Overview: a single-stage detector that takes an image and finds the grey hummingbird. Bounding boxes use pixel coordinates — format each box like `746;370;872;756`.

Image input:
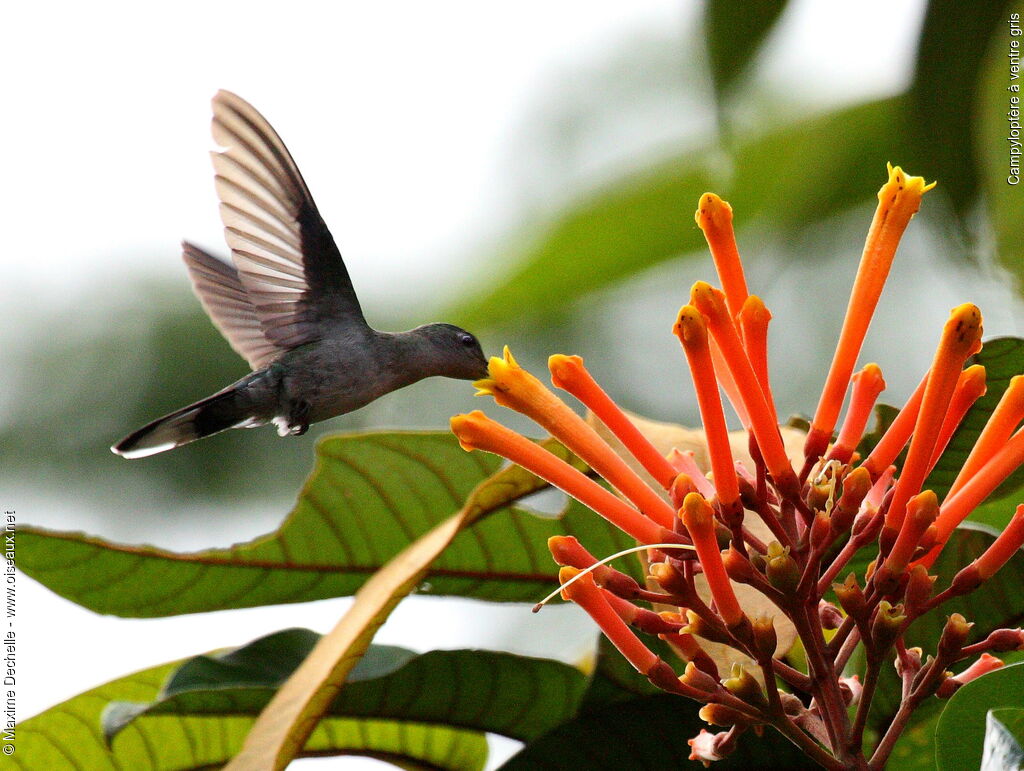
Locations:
112;90;488;459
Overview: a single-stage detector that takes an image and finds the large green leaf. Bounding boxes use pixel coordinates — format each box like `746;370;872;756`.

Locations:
11;651;487;771
451;97;908;329
908;0;1017;219
925;337;1024;526
16;431;638;616
935;662;1024;771
104;629;586;745
499;692;815;770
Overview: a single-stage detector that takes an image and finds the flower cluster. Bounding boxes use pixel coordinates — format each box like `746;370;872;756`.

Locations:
449;165;1024;769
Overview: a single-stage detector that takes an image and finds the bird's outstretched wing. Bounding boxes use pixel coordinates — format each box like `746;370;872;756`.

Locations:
210;90;365;352
181;241;282;369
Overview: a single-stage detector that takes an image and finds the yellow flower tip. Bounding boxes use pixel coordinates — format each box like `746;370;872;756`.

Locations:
548;354;585;390
739;294;771;323
501;345;519;368
681;491;713;528
946;303;984;350
472;378;497;397
694;192;733;229
878;163;936;209
449;410;490;451
673;305;707;344
689;281;728;318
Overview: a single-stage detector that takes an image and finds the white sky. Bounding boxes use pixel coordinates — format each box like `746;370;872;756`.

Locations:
4;1;933;768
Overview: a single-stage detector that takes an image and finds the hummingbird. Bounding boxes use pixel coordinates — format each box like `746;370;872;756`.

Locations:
112;91;488;459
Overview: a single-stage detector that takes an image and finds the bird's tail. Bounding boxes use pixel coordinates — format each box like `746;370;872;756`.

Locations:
111;386;258;459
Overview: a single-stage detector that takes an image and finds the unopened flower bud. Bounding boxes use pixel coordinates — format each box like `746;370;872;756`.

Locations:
986;628;1024;652
687;729;725;766
810;512;831;551
903;564;936;614
938;653;1005;697
871;601;906;650
938;613;973;660
670;473;700;509
947;563;982;597
723;664;767;709
819;601;844;630
722;545;756;584
699;702;753;728
752;615;778;660
681;660;721;694
833;467;871;534
839;675;862;706
765;541;800;594
683;609;733;646
895;647;922;679
649;561;690;599
834;573;867;619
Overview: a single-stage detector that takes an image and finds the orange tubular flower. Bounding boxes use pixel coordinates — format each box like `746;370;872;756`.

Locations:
451;411;671;545
689;282;796;496
549;354;677;490
559;567;661;675
695;193;749;319
877;491;938;586
674;305;741;511
829;364;886;465
807;165;936;462
737;295;777;424
680;492;745;627
885;303;984;534
974;505;1024;580
862;373;927;480
928;364;987;472
928;428;1024;560
474;348;676;528
946;375;1024;500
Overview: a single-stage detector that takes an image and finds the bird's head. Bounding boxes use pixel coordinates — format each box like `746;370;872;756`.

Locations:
416;323;489;380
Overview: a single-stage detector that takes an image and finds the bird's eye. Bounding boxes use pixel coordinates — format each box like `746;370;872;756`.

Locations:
459;333;476;347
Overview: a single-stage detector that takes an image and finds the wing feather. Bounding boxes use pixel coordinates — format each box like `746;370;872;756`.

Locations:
210;90;365;352
181;242;282;369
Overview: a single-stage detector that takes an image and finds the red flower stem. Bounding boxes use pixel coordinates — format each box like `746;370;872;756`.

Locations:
848;651;882;754
792;602;853;757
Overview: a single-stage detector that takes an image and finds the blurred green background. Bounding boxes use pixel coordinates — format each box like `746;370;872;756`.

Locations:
4;3;1024;765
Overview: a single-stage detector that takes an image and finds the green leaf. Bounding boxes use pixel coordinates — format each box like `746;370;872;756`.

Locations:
451;96;908;329
16;431;638;616
925;337;1024;527
935;662;1024;771
908;0;1017;219
704;0;788;104
984;708;1024;770
104;630;586;745
976;0;1024;293
11;653;488;771
499;693;816;770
